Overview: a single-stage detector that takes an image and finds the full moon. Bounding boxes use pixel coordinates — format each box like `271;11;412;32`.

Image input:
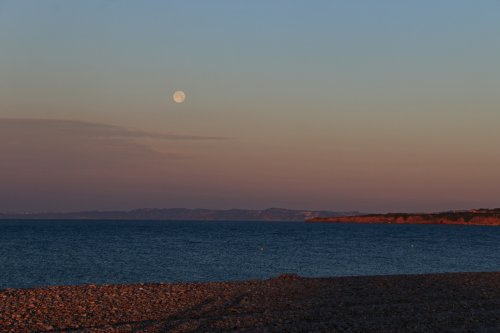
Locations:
173;90;186;103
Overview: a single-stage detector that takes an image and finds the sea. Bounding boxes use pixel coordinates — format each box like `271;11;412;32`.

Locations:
1;220;500;290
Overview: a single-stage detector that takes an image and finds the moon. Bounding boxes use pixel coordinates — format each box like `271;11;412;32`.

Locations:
173;90;186;103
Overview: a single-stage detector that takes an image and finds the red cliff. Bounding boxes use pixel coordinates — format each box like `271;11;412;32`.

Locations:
307;209;500;226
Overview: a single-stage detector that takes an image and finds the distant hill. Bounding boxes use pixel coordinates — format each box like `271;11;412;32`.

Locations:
0;208;360;221
307;208;500;226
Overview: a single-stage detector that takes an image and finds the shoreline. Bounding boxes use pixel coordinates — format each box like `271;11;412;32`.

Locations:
307;218;500;226
3;272;500;332
307;209;500;226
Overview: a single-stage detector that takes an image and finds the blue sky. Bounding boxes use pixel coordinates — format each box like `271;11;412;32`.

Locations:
1;1;500;212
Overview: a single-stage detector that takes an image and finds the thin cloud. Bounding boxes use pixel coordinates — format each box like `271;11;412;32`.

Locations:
0;117;230;182
0;118;227;141
0;117;233;211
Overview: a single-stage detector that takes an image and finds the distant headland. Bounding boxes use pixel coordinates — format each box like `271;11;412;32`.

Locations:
0;208;360;222
307;208;500;226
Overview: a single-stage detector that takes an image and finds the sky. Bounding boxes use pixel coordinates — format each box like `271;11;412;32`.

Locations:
1;0;500;213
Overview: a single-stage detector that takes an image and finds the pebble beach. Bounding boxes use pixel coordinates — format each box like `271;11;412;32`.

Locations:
2;272;500;332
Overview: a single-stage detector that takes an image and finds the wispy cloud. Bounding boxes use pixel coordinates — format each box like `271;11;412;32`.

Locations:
0;118;226;141
0;118;228;187
0;118;231;211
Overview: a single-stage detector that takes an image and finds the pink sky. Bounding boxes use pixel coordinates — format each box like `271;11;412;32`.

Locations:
1;118;499;213
1;1;500;212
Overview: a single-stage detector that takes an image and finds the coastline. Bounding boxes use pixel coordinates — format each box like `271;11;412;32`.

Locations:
307;209;500;226
2;272;500;332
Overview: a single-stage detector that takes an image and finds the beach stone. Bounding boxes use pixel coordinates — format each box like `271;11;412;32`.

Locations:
2;273;500;332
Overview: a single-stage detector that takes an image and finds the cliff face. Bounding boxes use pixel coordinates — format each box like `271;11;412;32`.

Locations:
307;209;500;226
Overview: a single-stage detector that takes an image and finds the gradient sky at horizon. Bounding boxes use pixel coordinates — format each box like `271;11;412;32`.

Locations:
1;0;500;213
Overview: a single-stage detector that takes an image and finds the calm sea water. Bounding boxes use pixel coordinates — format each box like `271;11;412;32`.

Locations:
1;220;500;289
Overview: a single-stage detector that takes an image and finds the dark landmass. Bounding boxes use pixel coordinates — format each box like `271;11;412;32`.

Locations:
307;208;500;226
0;208;359;222
3;272;500;332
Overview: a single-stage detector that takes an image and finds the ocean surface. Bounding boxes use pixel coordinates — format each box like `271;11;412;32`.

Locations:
1;220;500;290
